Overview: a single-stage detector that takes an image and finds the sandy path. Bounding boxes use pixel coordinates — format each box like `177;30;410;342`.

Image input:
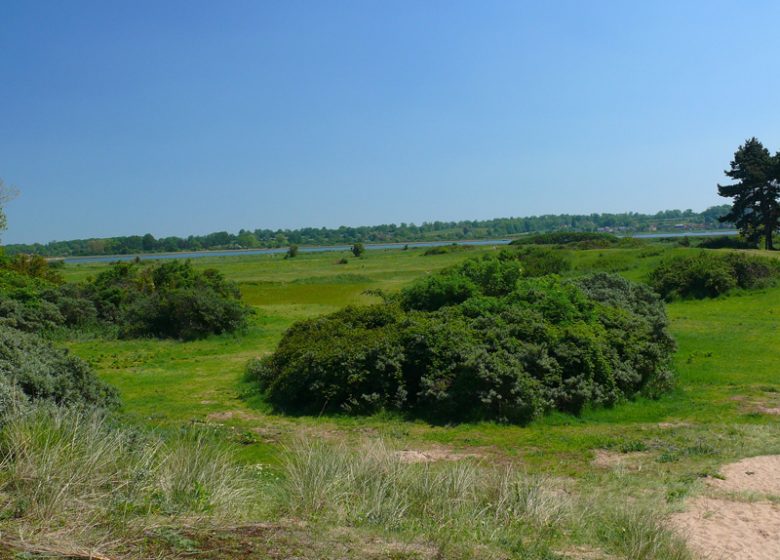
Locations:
671;455;780;560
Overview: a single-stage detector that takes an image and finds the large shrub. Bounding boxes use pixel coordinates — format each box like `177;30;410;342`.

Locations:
252;256;675;424
0;258;251;340
649;252;780;300
79;260;251;339
0;325;118;412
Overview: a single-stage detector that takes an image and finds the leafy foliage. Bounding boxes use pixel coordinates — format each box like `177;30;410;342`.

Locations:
649;252;780;300
0;258;251;340
252;255;675;424
717;138;780;250
351;242;365;257
0;325;118;412
514;246;572;277
84;260;251;339
696;235;757;249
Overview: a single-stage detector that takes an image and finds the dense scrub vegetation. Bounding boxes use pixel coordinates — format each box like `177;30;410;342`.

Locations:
7;206;731;257
0;325;118;412
80;260;251;339
649;252;780;300
696;235;758;249
510;231;647;249
251;252;675;423
0;257;251;340
0;256;117;412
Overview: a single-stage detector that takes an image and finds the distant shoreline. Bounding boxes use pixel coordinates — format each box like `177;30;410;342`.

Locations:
55;229;739;264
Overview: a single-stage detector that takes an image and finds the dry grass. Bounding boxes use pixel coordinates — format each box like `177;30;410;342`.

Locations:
0;405;257;556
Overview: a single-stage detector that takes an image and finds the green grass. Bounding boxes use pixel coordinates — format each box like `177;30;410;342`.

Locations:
43;242;780;558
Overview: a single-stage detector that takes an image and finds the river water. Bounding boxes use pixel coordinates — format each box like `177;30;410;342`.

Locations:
62;230;738;264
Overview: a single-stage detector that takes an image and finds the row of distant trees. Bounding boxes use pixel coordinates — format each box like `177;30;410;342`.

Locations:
7;207;732;257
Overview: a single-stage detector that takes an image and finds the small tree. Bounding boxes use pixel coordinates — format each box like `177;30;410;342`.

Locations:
718;138;780;250
351;242;365;257
0;178;19;243
286;244;299;258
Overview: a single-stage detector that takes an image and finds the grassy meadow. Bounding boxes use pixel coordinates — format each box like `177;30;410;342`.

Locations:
37;242;780;558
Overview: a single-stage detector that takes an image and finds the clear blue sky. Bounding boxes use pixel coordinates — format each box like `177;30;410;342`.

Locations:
2;1;780;244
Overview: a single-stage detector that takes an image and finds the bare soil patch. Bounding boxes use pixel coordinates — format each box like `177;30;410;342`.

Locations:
590;449;647;471
206;410;258;422
672;497;780;560
395;446;483;464
672;455;780;560
708;455;780;497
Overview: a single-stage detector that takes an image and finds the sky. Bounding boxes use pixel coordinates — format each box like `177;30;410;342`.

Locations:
2;1;780;244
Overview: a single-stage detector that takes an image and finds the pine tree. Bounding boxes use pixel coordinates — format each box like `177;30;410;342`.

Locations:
718;138;780;250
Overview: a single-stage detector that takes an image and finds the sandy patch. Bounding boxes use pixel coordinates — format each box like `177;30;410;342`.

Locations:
591;450;647;471
756;405;780;415
657;421;692;429
559;546;615;560
672;455;780;560
671;497;780;560
395;446;482;464
708;455;780;497
206;410;257;422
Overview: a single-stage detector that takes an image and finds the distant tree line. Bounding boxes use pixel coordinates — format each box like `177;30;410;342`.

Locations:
7;206;732;258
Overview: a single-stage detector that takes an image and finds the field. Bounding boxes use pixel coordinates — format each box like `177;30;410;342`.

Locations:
43;244;780;558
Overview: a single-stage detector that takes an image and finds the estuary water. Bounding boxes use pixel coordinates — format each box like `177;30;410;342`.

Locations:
62;230;738;264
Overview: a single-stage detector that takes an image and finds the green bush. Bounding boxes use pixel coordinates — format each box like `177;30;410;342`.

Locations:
254;255;675;424
514;246;572;277
0;259;251;340
83;260;251;340
649;252;780;300
422;244;475;256
697;236;757;249
351;242;365;257
0;325;118;411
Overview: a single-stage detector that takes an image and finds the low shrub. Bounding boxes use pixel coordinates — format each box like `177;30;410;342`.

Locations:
0;325;118;411
697;236;757;249
422;244;476;256
511;231;619;246
649;252;780;300
514;246;572;277
254;254;675;423
510;231;643;249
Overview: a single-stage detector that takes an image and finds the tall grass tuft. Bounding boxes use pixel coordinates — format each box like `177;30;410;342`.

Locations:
0;405;256;548
593;503;692;560
279;438;570;551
